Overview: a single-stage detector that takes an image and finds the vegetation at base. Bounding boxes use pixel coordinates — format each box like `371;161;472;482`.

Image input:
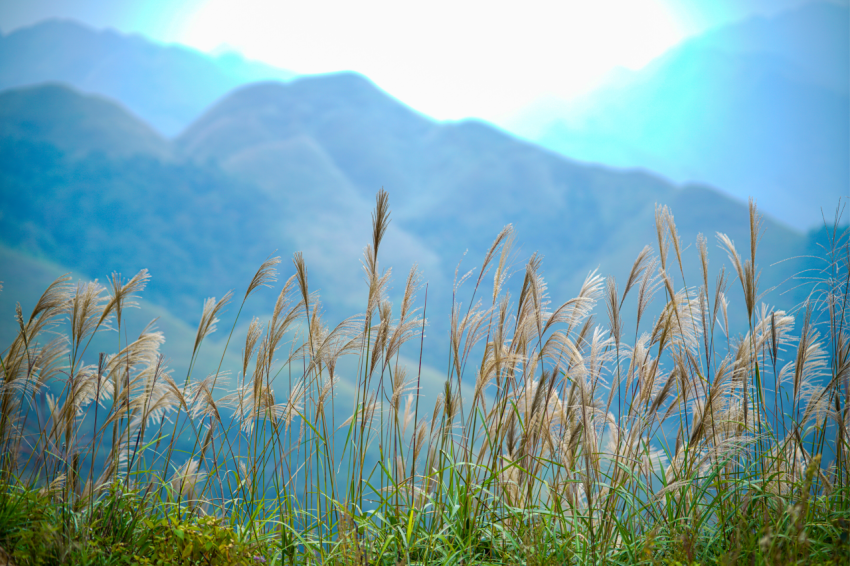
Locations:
0;192;848;565
0;484;259;565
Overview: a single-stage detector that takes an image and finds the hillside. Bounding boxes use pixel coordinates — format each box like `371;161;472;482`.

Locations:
0;84;170;158
178;73;808;309
0;244;244;383
0;19;296;136
0;79;823;374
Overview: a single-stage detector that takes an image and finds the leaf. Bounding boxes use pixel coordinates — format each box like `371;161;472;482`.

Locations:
406;507;416;543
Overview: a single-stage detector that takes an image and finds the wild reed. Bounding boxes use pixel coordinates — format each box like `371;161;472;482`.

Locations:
0;192;848;565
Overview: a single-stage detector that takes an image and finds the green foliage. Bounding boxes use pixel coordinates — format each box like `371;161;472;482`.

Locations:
134;515;253;566
0;486;59;565
0;484;261;566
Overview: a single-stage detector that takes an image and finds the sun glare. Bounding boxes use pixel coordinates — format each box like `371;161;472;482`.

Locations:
178;0;685;121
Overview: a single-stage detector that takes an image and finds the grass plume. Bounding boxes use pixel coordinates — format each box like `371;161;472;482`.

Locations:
0;194;848;565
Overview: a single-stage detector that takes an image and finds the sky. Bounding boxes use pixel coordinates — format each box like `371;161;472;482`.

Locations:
0;0;818;123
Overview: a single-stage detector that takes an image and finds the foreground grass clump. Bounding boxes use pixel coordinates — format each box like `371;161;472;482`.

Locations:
0;483;259;565
1;191;849;565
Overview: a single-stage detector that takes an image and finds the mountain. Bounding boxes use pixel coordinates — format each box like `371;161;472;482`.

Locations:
0;84;293;320
693;1;848;94
0;79;824;377
0;19;296;136
177;73;806;296
0;83;169;158
523;1;849;231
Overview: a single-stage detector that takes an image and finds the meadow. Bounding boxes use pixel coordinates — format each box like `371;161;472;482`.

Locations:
1;191;848;565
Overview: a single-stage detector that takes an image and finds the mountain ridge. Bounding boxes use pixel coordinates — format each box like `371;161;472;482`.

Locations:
0;83;170;158
0;18;296;136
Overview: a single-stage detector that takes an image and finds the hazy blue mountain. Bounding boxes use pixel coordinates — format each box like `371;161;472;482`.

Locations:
178;73;807;304
0;79;825;377
528;0;849;231
0;19;296;136
173;73;823;341
693;0;848;94
0;83;169;158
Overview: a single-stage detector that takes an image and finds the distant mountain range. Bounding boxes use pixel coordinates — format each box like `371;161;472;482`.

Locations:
1;7;844;379
0;19;296;136
2;5;846;232
520;0;849;230
0;78;823;364
175;74;807;298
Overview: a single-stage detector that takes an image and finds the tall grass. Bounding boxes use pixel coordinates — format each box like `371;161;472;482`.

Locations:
0;192;848;565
